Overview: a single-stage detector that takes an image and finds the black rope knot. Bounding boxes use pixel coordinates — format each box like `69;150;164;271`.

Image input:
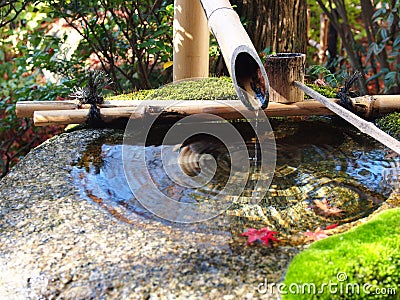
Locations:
336;71;361;110
71;70;112;128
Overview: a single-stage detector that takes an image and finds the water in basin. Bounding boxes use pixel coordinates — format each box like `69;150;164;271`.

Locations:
71;117;399;244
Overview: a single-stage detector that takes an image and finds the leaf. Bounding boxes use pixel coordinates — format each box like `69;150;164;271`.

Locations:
372;8;385;21
381;28;388;40
325;223;339;230
303;229;329;242
163;61;173;70
388;12;395;28
366;71;384;83
311;199;344;217
303;223;339;243
240;227;279;247
393;35;400;49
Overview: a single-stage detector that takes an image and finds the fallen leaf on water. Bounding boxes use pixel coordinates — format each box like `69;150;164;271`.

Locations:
240;227;279;247
325;223;339;230
303;223;339;243
303;228;329;242
312;199;344;217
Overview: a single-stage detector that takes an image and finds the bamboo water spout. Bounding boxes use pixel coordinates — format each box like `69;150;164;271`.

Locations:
199;0;270;110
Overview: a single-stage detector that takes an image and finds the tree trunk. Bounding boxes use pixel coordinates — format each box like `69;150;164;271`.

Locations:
213;0;308;75
231;0;308;54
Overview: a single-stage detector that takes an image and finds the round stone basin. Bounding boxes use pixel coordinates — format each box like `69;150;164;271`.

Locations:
71;118;399;244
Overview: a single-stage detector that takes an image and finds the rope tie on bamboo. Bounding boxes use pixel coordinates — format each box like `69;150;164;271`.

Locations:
336;71;376;119
337;72;361;109
71;70;111;128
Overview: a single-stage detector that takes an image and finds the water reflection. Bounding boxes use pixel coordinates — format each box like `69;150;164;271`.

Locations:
71;118;399;240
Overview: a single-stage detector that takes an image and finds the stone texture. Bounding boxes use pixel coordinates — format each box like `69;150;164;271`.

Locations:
0;129;297;299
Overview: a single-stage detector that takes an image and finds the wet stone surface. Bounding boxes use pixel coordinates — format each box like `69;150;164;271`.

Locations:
0;129;296;299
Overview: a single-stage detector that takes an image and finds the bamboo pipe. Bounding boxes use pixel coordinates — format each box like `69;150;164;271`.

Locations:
173;0;210;81
199;0;269;110
294;81;400;154
17;95;400;119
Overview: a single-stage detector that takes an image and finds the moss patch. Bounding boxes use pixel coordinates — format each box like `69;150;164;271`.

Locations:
282;208;400;299
107;77;238;101
376;112;400;140
305;84;337;99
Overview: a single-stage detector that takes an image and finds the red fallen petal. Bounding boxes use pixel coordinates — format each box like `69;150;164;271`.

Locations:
260;235;279;246
326;223;339;230
240;228;259;236
303;230;329;241
240;228;279;246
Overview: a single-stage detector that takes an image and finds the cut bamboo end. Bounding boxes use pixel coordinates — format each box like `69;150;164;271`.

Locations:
264;53;306;103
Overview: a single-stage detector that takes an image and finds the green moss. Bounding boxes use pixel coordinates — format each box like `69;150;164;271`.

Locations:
106;77;238;101
106;89;154;100
283;208;400;299
305;84;337;99
376;112;400;140
107;77;339;102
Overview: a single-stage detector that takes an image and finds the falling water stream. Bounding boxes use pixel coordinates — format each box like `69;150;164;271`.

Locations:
71;118;399;244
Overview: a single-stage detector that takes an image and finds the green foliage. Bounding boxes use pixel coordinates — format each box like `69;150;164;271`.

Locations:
0;3;82;177
307;65;342;88
0;0;30;28
376;112;400;140
366;1;400;93
45;0;174;92
283;208;400;299
313;0;400;94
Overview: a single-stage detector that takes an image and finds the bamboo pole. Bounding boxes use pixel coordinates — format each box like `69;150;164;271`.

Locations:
173;0;210;81
199;0;269;110
33;100;338;126
17;95;400;119
16;100;144;118
294;81;400;154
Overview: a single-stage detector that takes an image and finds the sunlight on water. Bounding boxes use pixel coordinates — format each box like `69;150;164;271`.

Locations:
71;118;399;238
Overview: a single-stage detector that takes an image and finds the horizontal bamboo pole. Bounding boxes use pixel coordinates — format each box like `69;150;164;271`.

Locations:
16;100;145;118
33;100;338;126
16;95;400;119
374;95;400;114
294;81;400;154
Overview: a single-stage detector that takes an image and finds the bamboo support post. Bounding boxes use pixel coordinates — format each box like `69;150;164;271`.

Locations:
294;81;400;154
264;53;306;103
173;0;210;81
